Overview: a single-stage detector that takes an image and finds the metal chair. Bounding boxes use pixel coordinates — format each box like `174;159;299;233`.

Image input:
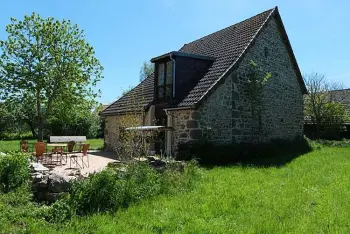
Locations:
20;140;29;152
69;143;90;169
62;141;75;162
81;144;90;168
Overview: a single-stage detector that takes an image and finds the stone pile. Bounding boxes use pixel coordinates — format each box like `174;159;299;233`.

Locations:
30;163;82;202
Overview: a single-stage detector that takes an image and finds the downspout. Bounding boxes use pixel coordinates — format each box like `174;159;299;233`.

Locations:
170;53;176;98
165;109;173;157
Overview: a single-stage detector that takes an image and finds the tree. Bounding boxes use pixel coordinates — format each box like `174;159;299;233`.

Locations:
245;60;271;142
139;61;154;82
0;13;103;141
304;72;349;138
0;100;33;138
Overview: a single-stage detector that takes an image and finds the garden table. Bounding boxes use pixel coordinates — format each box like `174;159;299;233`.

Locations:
47;143;68;165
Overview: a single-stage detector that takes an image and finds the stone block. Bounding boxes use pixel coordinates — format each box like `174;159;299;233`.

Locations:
179;133;188;138
191;111;201;120
232;129;242;135
232;71;239;83
232;91;239;101
190;129;203;139
187;120;198;129
232;119;236;127
232;101;236;109
232;110;240;118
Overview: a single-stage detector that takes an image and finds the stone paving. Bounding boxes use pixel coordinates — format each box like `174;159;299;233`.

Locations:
42;150;118;176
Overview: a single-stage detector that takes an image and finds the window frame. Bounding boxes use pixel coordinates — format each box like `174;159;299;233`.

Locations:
155;60;173;102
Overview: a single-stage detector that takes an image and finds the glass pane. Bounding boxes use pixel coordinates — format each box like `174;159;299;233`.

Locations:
158;63;165;85
158;87;165;99
166;61;173;84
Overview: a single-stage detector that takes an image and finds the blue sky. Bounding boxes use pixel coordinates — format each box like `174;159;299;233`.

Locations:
1;0;349;104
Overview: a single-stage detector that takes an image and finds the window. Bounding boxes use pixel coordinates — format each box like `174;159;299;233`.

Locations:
156;61;173;101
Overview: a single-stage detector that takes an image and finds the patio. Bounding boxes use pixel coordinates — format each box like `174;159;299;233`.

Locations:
39;150;118;176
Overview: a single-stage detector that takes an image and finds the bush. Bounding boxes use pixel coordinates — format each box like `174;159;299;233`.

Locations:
49;162;201;222
177;137;312;166
160;161;201;194
0;152;30;193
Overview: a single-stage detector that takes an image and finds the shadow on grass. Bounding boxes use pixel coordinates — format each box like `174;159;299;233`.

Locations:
177;138;313;168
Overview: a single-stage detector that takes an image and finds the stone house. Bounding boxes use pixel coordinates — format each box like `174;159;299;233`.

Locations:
100;7;307;156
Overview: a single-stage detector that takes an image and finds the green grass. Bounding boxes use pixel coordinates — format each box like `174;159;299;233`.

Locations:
2;146;350;233
0;138;104;152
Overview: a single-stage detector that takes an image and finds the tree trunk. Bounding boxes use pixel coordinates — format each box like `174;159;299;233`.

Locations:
36;89;44;142
315;120;321;139
37;117;44;142
27;121;37;138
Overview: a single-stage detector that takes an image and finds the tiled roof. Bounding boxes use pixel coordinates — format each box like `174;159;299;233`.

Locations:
101;6;306;115
177;8;276;106
101;74;154;116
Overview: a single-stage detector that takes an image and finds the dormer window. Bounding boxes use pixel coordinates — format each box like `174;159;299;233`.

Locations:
156;61;173;102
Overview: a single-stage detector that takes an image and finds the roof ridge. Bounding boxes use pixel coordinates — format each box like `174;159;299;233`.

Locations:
179;7;276;52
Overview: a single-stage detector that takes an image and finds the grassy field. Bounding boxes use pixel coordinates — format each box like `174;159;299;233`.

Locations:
2;145;350;233
0;138;104;152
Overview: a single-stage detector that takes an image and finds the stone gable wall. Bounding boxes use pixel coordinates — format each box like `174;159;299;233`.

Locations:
170;16;304;152
234;17;304;142
104;114;144;152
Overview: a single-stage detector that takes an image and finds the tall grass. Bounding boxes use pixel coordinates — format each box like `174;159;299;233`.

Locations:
49;147;350;233
4;146;350;233
47;161;201;222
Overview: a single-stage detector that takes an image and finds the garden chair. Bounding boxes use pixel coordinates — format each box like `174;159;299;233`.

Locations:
33;142;47;163
69;144;90;169
81;144;90;168
20;140;29;152
62;141;75;162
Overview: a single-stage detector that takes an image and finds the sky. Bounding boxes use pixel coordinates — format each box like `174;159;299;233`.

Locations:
1;0;350;104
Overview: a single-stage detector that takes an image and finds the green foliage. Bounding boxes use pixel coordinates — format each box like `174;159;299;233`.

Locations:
45;103;102;138
0;138;103;152
160;161;201;194
139;61;154;82
5;146;350;232
48;162;201;222
0;101;34;138
0;131;34;141
311;139;350;148
245;60;272;141
0;13;103;140
304;72;349;139
0;186;50;233
0;152;30;193
77;147;350;233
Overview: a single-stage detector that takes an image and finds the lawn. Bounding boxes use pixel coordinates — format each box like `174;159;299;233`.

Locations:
0;138;104;152
3;146;350;233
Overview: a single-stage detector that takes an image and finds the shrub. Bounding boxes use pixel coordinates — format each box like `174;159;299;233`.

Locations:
49;161;202;221
0;152;30;193
160;160;201;194
119;162;161;205
177;137;312;166
67;168;121;216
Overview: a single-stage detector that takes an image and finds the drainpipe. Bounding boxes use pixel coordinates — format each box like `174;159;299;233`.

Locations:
170;53;176;98
165;109;173;157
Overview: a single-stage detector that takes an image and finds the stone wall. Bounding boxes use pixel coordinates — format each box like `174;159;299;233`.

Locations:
169;71;235;152
104;114;143;151
233;16;304;142
170;15;304;152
